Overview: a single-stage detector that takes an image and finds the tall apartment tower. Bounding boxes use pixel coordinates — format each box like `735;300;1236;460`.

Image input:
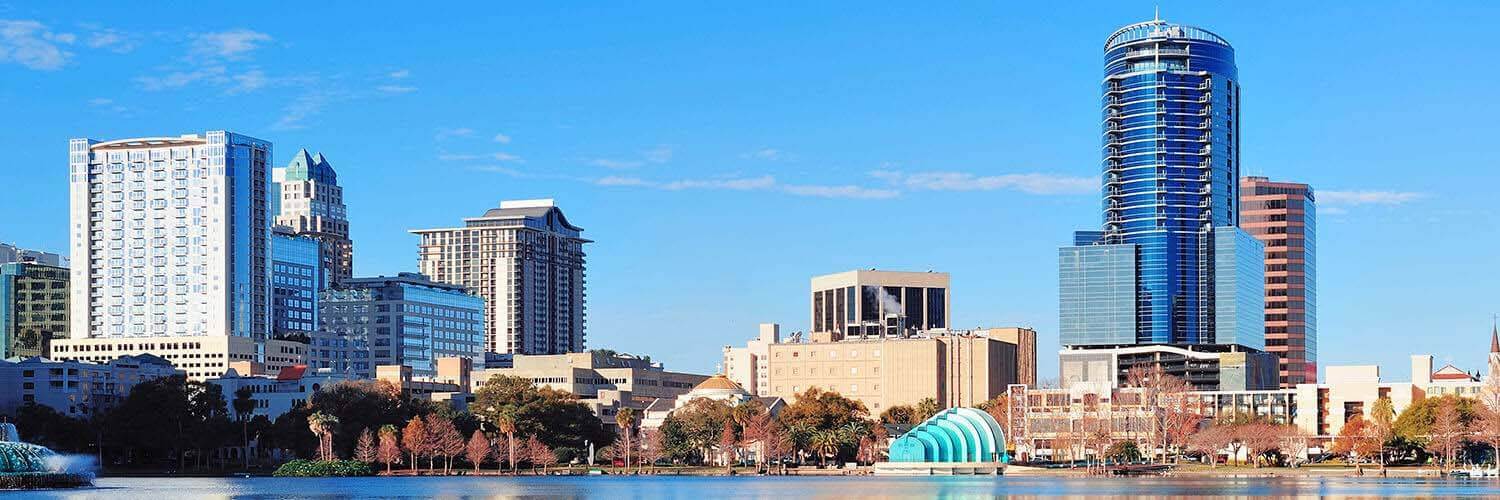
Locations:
56;132;278;379
271;149;352;284
1058;20;1274;391
1239;176;1316;386
411;199;589;355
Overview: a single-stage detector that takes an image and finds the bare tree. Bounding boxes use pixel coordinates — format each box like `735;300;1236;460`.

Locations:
377;425;402;474
1187;425;1231;467
354;428;378;463
465;430;491;472
1427;398;1465;473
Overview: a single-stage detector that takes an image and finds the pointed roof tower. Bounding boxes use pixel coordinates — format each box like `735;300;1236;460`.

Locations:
282;149;338;184
1490;322;1498;354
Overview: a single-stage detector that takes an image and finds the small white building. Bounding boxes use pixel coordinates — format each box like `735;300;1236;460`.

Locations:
0;355;180;417
206;364;357;420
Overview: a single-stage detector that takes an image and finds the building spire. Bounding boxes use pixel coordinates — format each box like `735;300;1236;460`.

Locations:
1491;315;1499;353
1154;5;1160;22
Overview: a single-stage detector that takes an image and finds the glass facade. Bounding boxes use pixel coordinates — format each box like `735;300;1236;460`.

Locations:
1063;20;1257;350
1059;244;1138;346
0;263;69;358
1240;177;1317;386
320;273;484;378
270;231;322;336
1212;227;1265;349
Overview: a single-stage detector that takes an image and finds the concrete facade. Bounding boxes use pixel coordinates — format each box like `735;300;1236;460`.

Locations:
0;354;180;417
412;199;589;355
809;269;950;342
1240;176;1317;387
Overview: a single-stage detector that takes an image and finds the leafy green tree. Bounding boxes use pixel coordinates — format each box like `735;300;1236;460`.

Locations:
1105;440;1142;463
879;405;916;425
470;375;612;456
232;387;256;468
660;398;733;464
913;398;941;422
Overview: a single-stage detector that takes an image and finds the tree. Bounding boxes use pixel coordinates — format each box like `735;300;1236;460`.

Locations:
465;430;492;472
778;387;871;464
401;417;429;472
719;419;739;471
614;408;636;473
661;398;734;464
913;398;941;422
232;386;256;468
524;436;554;474
426;413;465;474
1332;417;1380;469
638;428;665;472
494;408;519;473
879;405;917;425
355;428;378;463
809;429;841;466
1428;398;1466;473
1187;425;1231;467
1477;377;1500;466
377;425;402;474
308;380;421;459
308;412;340;461
1369;397;1397;470
1124;364;1193;462
472;375;613;461
1105;440;1141;463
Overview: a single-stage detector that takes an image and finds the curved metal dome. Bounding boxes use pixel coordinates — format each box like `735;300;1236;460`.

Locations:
887;407;1008;464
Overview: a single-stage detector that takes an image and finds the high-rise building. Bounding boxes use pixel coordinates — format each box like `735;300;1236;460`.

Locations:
320;272;485;378
411;199;589;355
270;226;323;340
1239;176;1317;386
0;262;69;359
56;132;277;379
1058;19;1272;390
809;269;950;342
272;149;352;284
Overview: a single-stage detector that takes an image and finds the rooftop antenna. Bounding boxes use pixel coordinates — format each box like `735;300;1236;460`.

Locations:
1154;5;1161;22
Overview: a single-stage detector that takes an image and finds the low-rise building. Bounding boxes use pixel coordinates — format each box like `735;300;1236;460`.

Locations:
0;355;179;417
1059;343;1280;392
206;364;357;419
50;335;306;381
641;374;784;430
753;327;1032;412
470;351;708;429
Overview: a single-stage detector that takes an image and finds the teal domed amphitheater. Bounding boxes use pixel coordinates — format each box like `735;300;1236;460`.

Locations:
876;408;1008;475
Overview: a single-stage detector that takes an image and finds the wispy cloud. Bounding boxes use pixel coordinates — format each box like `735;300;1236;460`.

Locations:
491;152;523;162
192;29;271;59
0;19;74;70
1319;190;1423;206
271;90;335;131
82;25;137;53
587;174;895;199
871;170;1097;195
742;148;783;161
388;69;410;79
438;151;523;162
436;127;476;140
376;84;417;94
783;184;900;199
589;145;674;169
136;65;228;90
493;133;512;144
87;97;113;106
229;69;268;94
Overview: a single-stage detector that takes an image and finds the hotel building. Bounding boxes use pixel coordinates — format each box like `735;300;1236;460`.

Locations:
1239;176;1317;386
412;199;589;355
56;132;281;379
1058;19;1274;391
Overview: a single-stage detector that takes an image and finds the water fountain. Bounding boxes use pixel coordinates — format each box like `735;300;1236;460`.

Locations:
0;422;93;489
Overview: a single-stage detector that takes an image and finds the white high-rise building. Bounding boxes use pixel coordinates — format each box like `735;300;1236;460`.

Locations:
52;132;291;379
411;199;588;355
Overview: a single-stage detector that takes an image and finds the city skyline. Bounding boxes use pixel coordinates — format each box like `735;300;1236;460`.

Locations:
3;3;1497;379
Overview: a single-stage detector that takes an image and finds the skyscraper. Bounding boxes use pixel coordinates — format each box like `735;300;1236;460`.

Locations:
1239;176;1317;386
55;132;288;379
411;199;588;355
272;149;352;284
1058;19;1273;391
270;226;323;339
320;273;485;378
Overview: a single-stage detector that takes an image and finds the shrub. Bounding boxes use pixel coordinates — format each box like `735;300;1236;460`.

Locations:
272;459;376;477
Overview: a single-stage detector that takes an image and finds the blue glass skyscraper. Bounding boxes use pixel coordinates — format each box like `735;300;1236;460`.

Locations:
1061;19;1263;351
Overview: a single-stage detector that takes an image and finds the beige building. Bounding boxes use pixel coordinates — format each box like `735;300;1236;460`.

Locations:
469;351;708;428
739;326;1032;413
722;323;780;396
982;327;1037;388
411;199;589;355
50;335;305;380
809;269;950;342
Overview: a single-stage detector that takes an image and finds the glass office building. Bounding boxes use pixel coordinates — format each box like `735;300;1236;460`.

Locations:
270;228;323;338
0;262;69;358
1061;19;1264;352
320;273;484;378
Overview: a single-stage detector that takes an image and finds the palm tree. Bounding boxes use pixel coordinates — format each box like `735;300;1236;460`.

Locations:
231;387;256;469
614;408;636;473
308;412;340;461
495;408;518;473
810;430;841;467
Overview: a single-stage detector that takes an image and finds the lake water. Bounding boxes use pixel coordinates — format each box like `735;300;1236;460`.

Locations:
9;475;1500;498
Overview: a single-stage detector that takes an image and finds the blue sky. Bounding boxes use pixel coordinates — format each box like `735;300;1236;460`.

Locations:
2;2;1497;381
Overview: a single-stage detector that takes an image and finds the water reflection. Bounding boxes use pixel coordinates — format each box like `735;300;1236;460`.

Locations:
20;475;1500;499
